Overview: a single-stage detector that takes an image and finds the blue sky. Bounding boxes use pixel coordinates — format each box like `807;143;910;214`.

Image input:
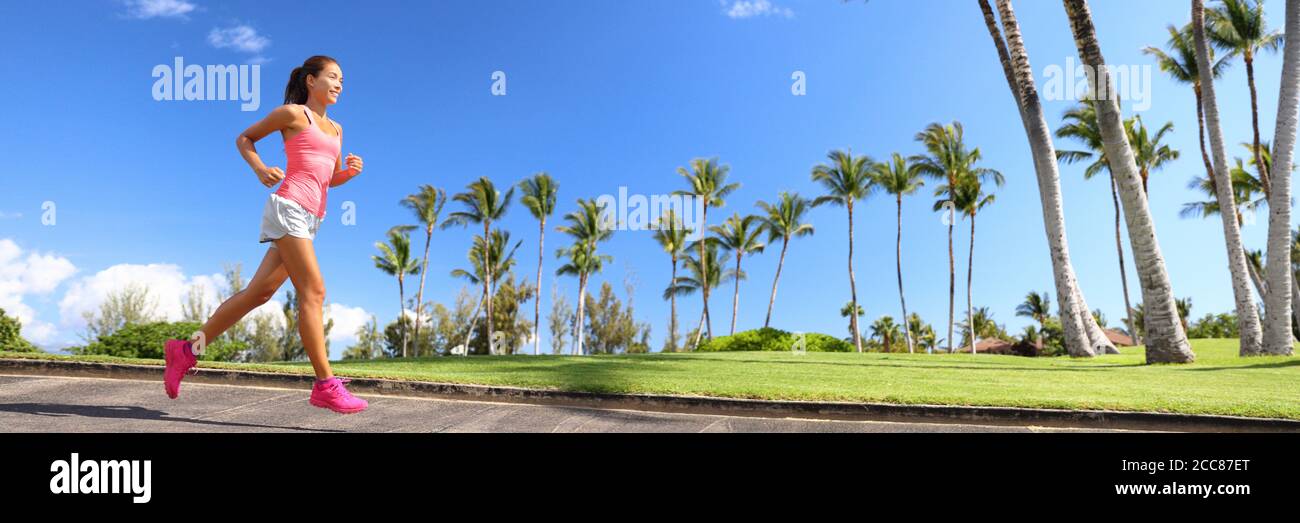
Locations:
0;0;1292;357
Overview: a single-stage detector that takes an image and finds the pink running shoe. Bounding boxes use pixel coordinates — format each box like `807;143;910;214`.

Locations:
309;377;369;414
163;339;198;399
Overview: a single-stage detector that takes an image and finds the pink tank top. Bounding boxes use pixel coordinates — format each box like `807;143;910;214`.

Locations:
274;105;341;218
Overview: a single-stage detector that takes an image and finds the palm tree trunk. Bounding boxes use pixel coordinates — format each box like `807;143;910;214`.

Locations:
576;273;587;355
1246;50;1273;196
669;256;679;351
1263;0;1300;355
483;222;494;357
534;219;545;355
730;253;742;335
413;228;432;358
462;289;486;355
700;204;712;341
1192;0;1265;356
691;308;706;350
848;199;863;353
764;239;788;329
1195;85;1216;186
947;205;955;354
398;277;407;358
1111;174;1138;346
967;212;976;354
896;197;914;353
1066;0;1194;363
985;0;1095;357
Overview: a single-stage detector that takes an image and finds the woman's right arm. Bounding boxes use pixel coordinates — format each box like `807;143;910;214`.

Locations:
236;105;297;188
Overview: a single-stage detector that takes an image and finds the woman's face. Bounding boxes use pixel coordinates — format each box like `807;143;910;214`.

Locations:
307;62;343;106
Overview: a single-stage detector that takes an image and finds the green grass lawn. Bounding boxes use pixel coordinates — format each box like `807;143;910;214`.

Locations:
4;339;1298;419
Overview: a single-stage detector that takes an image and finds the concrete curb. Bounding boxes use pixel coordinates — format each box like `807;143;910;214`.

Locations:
2;357;1297;432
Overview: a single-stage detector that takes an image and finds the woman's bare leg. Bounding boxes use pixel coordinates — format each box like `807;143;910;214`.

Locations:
273;236;332;380
193;246;288;349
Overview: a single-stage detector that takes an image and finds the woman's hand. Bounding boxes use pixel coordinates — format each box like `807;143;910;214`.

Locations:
345;153;364;175
256;166;285;188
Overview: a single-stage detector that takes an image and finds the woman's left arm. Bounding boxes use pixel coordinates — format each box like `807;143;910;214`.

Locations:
330;153;363;187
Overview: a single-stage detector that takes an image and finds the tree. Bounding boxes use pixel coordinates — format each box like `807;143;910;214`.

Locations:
979;0;1114;357
548;283;574;355
755;192;814;331
555;199;613;355
1209;0;1284;196
443;177;514;358
1259;0;1300;355
450;230;522;354
652;210;690;352
949;175;1001;353
1055;101;1140;346
1143;23;1230;197
1193;0;1267;355
1063;0;1195;363
1016;291;1052;333
870;315;902;353
400;184;446;358
584;281;651;354
811;149;874;352
519;173;558;355
673;158;740;342
1126;116;1180;195
372;226;421;358
81;283;158;342
665;239;730;351
872;154;922;353
711;213;765;335
840;301;866;341
0;307;38;352
913;122;1000;353
343;315;382;360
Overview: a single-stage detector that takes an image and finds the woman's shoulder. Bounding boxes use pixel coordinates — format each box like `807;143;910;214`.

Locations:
267;104;306;122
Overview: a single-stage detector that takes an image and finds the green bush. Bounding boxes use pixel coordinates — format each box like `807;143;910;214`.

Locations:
0;307;39;352
73;321;241;361
695;327;853;353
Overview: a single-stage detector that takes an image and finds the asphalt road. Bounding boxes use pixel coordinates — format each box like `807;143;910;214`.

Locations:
0;374;1130;433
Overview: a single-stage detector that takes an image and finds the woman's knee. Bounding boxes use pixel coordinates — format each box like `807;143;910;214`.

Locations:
298;282;326;308
246;286;278;305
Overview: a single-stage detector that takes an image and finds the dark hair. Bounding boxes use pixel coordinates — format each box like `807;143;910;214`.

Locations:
283;55;338;105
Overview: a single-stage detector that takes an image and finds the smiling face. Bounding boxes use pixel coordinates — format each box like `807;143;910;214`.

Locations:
306;62;343;106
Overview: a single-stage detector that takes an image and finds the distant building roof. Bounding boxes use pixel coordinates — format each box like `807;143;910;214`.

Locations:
1104;329;1135;347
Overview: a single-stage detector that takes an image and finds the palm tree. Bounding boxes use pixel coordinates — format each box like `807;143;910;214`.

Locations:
1064;0;1195;363
960;306;1002;349
872;154;923;353
673;158;740;342
1261;0;1300;355
870;316;902;353
1126;116;1180;195
443;177;514;358
519;173;558;355
912;122;1001;353
555;198;613;355
400;185;446;358
755;192;814;330
1055;101;1140;346
450;230;522;354
1175;297;1193;334
1016;291;1052;333
906;312;938;354
949;176;1000;354
1209;0;1284;195
1193;0;1266;355
1144;23;1230;197
372;226;421;358
811;149;874;352
1180;157;1267;223
665;239;729;350
653;210;690;352
712;213;765;335
979;0;1111;357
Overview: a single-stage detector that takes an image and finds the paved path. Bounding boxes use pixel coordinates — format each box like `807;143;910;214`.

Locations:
0;374;1132;433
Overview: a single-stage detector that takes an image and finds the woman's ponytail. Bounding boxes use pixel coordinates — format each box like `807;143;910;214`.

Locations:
282;56;338;105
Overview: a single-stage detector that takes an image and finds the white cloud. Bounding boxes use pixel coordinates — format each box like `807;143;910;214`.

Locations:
0;239;77;344
57;263;225;330
723;0;793;19
326;303;370;347
208;24;270;54
122;0;197;20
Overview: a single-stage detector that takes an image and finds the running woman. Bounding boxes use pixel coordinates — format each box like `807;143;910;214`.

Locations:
163;55;368;414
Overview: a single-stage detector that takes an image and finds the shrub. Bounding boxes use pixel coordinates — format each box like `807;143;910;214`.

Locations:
73;321;242;361
695;327;853;353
